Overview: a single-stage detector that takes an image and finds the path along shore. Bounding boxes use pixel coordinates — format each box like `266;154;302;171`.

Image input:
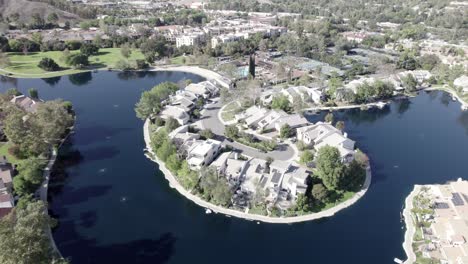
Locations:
402;185;420;264
143;119;372;224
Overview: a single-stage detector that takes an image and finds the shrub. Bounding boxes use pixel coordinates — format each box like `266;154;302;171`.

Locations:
38;58;59;71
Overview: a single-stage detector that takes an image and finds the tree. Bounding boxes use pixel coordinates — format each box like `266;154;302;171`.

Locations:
280;124;292;139
325;112;334;123
65;53;89;68
397;52;418;70
293;193;311;212
271;94;291;112
156;140;176;162
341;160;366;192
120;43;132;59
38;58;59;71
0;201;59;264
13;158;45;196
315;146;345;190
28;88;39;99
211;177;233;206
418;54;440;71
248;54;255;78
335;121;345;131
311;183;328;202
0;52;10;67
224;125;239;139
166;153;181;172
114;59;132;71
177;161;199;190
401;74;418;92
135;82;179;120
164;117;180;132
300;150;314;165
199;129;214;139
36;100;74;144
80;43;99;56
47;13;59;24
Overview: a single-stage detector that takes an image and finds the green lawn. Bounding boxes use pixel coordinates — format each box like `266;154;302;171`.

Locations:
220;101;241;122
1;48;145;78
0;142;25;166
170;56;186;65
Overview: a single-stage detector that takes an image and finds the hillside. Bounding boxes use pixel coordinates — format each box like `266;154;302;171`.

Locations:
0;0;81;24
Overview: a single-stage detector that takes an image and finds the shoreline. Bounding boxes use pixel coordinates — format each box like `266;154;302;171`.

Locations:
426;86;468;110
39;128;74;259
143;118;372;224
402;185;419;264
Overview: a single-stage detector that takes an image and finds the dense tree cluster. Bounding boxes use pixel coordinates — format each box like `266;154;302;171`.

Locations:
135;82;179;120
0;201;69;264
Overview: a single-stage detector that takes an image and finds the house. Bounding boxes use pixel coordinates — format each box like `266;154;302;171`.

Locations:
282;165;309;198
10;95;43;113
268;114;309;132
344;77;376;93
184;81;219;99
240;158;267;194
210;151;248;184
297;122;355;162
454;75;468;93
235;105;270;127
160;105;190;125
187;139;222;170
176;32;205;48
168;125;200;147
255;110;288;131
170;90;199;113
398;70;432;84
0;192;14;211
281;86;324;104
210;151;233;173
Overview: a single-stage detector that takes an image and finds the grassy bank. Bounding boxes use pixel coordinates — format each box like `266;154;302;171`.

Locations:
0;48;145;78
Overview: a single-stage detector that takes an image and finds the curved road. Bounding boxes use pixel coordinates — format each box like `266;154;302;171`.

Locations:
200;98;295;161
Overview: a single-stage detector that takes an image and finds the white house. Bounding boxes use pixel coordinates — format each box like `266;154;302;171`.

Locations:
282;165;309;198
176;32;205;48
160;105;190;125
187;139;222;170
398;70;432;84
268;114;309;132
240;158;267;194
281;86;324;104
184;81;219;99
297;122;355;162
454;75;468;93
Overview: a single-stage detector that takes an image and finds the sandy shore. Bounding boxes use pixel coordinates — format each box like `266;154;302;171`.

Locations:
143;119;372;224
402;185;419;264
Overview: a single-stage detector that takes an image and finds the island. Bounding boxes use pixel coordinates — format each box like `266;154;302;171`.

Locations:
137;73;372;223
402;179;468;264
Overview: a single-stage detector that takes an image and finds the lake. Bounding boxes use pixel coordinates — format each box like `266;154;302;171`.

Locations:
1;71;467;264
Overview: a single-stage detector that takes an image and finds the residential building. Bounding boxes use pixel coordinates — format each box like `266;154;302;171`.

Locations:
282;165;309;198
187;139;222;170
454;75;468;93
176;32;205;48
184;81;219;99
281;85;324;104
168;125;200;147
160;105;190;125
10;95;43;113
297;122;355;162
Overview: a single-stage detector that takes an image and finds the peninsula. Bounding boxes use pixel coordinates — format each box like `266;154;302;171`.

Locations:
137;74;371;222
402;179;468;264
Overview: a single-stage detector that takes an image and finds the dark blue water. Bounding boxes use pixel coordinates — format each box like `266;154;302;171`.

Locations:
1;72;467;264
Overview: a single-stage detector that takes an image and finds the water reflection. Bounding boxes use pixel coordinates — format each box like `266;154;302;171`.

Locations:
69;72;93;86
42;76;62;86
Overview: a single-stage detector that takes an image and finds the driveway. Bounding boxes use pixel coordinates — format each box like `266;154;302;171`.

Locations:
200;98;295;161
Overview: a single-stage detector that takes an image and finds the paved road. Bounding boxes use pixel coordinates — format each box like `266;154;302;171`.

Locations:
200;98;295;161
